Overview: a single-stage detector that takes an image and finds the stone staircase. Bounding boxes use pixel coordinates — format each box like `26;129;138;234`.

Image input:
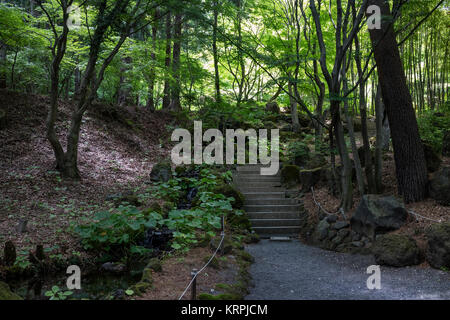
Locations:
233;164;302;238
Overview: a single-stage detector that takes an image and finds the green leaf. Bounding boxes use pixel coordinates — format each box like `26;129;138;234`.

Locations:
125;289;134;296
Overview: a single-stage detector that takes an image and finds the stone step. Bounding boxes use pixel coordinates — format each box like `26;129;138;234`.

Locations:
244;204;301;213
242;192;286;200
247;211;300;219
250;219;302;227
245;198;297;205
236;166;279;174
233;177;281;183
252;226;301;235
236;181;282;188
238;187;286;192
233;173;281;179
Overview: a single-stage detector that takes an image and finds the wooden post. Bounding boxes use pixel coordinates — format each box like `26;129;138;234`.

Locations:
191;268;198;300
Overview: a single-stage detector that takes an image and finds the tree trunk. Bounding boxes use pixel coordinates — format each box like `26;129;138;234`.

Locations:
146;9;158;111
162;13;172;110
288;80;300;132
169;12;182;111
374;85;383;193
212;0;221;103
368;0;428;203
355;34;376;193
0;44;7;89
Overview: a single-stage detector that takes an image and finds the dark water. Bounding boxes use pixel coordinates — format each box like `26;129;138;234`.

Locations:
9;263;145;300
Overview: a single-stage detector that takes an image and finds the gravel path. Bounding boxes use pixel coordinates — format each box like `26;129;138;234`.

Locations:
245;240;450;300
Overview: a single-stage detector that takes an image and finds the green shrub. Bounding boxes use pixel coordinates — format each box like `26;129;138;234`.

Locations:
418;111;450;153
75;205;162;256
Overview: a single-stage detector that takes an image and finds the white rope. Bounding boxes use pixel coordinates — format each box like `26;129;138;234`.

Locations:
311;187;345;219
409;210;443;223
178;217;225;300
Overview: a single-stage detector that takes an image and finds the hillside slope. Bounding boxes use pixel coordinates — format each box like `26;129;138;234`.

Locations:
0;89;174;253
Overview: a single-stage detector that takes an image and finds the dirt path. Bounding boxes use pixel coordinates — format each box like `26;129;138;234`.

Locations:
245;240;450;300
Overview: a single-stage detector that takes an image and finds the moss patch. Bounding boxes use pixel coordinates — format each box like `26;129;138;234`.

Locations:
0;281;22;300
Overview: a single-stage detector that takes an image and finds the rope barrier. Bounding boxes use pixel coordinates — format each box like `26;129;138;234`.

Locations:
408;210;443;223
311;187;346;220
178;215;225;300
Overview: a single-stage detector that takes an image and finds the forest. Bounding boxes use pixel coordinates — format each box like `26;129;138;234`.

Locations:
0;0;449;302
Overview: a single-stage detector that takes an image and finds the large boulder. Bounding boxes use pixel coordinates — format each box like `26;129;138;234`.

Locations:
426;222;450;269
371;234;422;267
299;154;328;191
442;130;450;157
423;142;441;173
350;195;408;239
429;167;450;206
280;165;301;188
0;282;22;300
314;219;330;242
265;101;280;114
150;161;172;182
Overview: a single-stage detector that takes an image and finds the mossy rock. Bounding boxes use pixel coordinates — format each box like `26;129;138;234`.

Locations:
150;160;172;182
300;167;324;191
130;281;152;296
228;212;252;231
372;234;422;267
141;268;153;284
0;281;22;300
281;165;301;188
146;258;162;272
426;222;450;269
213;183;244;209
243;232;260;244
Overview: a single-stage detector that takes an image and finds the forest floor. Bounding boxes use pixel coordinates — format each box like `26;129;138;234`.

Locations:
0;89;173;257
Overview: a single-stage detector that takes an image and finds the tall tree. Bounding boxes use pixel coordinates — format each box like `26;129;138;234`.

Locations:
162;12;172;109
367;0;428;202
212;0;221;103
169;11;183;111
